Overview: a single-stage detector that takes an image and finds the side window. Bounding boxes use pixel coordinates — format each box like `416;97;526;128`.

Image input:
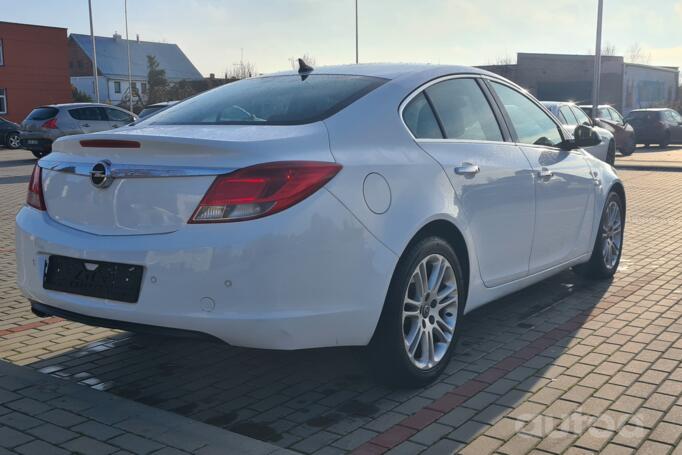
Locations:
69;107;105;121
402;93;443;139
598;107;612;120
105;108;133;123
609;108;624;124
571;106;591;126
559;106;578;125
490;82;563;147
670;110;682;123
425;78;503;142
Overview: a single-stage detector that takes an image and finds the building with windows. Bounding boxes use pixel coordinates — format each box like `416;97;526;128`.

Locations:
0;22;72;123
69;33;203;106
480;53;679;115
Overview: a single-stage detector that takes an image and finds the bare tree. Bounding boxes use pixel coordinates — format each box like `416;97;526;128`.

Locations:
226;61;257;80
626;43;651;64
493;54;515;65
289;54;317;70
602;42;617;56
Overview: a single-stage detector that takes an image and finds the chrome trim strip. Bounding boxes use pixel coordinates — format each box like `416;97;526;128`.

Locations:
39;160;234;178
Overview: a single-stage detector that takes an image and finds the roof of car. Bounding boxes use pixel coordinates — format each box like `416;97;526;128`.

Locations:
628;108;669;112
38;103;130;110
266;63;498;80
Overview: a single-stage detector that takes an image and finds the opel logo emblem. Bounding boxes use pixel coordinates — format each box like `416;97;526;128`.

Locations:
90;160;113;188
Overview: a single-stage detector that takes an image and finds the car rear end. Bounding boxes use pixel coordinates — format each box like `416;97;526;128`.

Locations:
20;106;73;156
15;73;397;350
626;111;666;144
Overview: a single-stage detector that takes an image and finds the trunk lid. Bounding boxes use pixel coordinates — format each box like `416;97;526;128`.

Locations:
40;123;333;236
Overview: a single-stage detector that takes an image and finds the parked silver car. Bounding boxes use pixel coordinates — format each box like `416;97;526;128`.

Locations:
542;102;616;165
20;103;137;158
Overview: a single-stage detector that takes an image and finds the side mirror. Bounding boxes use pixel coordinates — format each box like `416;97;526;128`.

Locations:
572;124;601;148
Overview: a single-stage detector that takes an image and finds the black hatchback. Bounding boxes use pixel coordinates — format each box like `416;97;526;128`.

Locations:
625;108;682;147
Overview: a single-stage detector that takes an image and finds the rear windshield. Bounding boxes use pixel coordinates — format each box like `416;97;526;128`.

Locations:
139;107;164;118
26;107;58;121
626;111;660;121
150;75;387;125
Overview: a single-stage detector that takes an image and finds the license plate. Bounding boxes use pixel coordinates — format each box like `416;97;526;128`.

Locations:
27;140;38;144
43;255;143;303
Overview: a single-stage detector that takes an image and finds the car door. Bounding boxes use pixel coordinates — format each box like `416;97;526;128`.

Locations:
666;110;682;142
405;77;536;287
487;80;596;274
104;107;135;129
68;107;110;133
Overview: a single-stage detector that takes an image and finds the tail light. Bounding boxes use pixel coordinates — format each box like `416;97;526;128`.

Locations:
42;118;58;129
189;161;342;223
27;165;46;211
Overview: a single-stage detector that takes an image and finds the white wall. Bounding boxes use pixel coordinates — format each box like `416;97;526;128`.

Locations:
70;76;148;105
622;65;679;114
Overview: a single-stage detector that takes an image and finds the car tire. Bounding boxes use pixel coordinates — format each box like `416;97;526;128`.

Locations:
574;191;625;279
366;236;465;387
606;140;616;165
620;137;635;156
659;132;671;148
31;150;48;159
6;132;21;150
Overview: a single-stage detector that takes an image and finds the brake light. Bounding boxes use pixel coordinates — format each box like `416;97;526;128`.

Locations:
189;161;342;223
42;118;58;129
27;165;46;211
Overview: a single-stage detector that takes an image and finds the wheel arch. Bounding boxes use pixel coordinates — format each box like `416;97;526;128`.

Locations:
609;181;626;216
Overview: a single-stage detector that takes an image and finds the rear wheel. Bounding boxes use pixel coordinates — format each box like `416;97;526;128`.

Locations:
574;191;624;279
31;150;48;159
6;132;21;149
620;137;635;156
659;132;671;148
366;237;464;387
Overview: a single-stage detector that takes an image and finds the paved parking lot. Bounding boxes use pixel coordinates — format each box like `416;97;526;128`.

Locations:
1;147;682;454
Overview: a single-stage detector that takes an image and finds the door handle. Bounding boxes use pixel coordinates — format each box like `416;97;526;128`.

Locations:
537;167;554;180
454;163;480;176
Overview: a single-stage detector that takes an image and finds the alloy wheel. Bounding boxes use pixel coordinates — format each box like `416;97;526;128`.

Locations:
7;134;21;149
402;254;458;369
601;200;623;270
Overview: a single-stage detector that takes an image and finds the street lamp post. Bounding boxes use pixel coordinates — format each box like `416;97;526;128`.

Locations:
88;0;100;103
125;0;133;112
591;0;604;120
355;0;358;64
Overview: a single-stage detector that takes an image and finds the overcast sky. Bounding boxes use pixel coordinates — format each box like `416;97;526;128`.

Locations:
3;0;681;76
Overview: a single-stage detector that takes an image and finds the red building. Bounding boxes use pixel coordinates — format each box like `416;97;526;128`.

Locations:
0;22;72;123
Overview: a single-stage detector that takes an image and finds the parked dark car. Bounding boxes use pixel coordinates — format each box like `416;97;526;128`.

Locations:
20;103;137;158
0;117;22;149
580;104;636;156
625;108;682;147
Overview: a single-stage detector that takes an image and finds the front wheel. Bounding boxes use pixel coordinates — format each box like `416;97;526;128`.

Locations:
659;132;671;148
366;237;464;387
6;132;21;149
574;191;625;279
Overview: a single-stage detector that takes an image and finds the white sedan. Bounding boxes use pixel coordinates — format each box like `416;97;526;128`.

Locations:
16;64;625;386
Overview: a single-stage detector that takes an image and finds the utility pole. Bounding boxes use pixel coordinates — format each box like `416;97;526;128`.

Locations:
88;0;100;103
591;0;604;120
355;0;358;64
125;0;133;112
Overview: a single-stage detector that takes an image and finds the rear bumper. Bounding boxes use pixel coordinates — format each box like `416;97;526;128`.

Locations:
15;191;397;349
20;133;53;152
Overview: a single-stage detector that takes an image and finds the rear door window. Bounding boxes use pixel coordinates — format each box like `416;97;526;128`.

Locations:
598;108;612;120
27;107;58;121
571;106;591;125
402;93;443;139
69;107;106;121
490;82;563;147
608;108;624;124
424;78;503;142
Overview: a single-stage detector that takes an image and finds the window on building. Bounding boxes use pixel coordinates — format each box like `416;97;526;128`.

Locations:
114;81;121;94
0;39;4;66
131;82;138;95
141;82;147;94
0;89;6;114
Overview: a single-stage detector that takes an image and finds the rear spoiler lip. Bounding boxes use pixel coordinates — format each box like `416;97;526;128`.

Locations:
38;159;235;178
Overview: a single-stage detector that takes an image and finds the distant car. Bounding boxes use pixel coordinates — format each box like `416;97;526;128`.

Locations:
138;101;179;119
542;102;616;164
625;108;682;147
20;103;138;158
0;117;22;149
579;104;636;156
